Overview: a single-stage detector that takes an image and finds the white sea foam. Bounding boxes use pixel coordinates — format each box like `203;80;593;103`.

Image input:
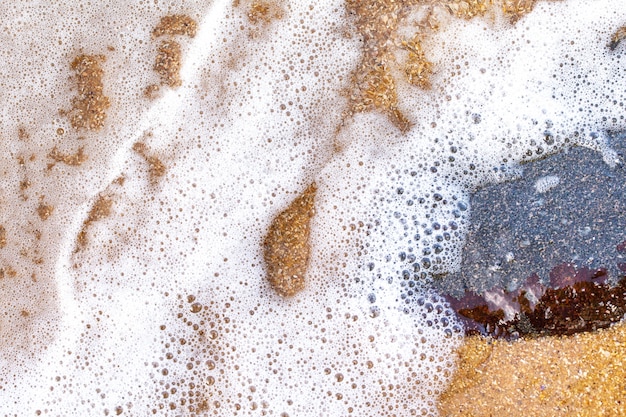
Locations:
0;1;624;416
535;175;561;194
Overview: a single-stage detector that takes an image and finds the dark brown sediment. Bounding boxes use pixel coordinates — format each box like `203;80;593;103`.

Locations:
447;264;626;340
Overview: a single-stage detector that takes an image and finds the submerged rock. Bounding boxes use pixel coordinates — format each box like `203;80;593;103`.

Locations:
440;133;626;338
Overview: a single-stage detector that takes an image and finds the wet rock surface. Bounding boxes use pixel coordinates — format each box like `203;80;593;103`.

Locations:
437;132;626;338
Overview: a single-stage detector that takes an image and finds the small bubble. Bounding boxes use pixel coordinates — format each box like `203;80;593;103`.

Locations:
544;131;554;145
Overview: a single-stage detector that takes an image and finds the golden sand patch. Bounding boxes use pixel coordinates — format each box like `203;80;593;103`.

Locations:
143;83;161;99
0;266;17;279
68;55;110;130
248;0;283;24
446;0;492;20
132;142;167;183
76;195;113;250
502;0;539;23
345;0;540;132
346;0;413;131
154;40;183;88
146;15;198;97
263;183;317;297
248;1;270;23
17;127;29;140
36;202;54;221
47;146;87;169
152;14;198;38
402;34;434;89
439;320;626;416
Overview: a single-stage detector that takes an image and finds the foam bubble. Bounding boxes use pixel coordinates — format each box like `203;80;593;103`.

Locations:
534;175;560;194
0;0;624;416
